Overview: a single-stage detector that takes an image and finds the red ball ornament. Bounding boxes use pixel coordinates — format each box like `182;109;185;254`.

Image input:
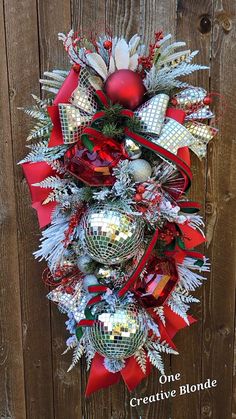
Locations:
103;40;112;50
203;96;212;105
171;97;178;106
104;69;146;110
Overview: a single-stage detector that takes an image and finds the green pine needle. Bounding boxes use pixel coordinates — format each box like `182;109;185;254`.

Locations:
126;116;142;133
102;122;124;139
103;104;123;122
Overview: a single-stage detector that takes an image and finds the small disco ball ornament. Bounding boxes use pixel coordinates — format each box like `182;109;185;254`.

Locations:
95;265;126;288
123;138;142;160
79;203;144;265
87;302;148;359
95;265;117;282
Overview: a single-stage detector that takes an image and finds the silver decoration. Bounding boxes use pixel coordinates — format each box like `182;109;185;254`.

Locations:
77;254;97;274
135;94;169;136
185;121;218;158
70;86;98;114
123;138;142;160
129;159;152;182
173;87;207;109
87;302;148;360
96;266;117;282
47;282;86;322
104;357;125;373
186;107;214;120
150;117;195;155
95;265;126;288
79;203;144;265
160;50;191;68
83;274;99;291
59;104;90;144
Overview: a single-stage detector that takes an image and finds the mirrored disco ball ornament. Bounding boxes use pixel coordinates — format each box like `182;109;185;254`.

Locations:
79;203;144;265
87;303;148;359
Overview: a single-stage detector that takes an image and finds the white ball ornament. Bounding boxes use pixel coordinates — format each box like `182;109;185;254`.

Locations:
129;159;152;182
83;274;99;291
77;254;96;274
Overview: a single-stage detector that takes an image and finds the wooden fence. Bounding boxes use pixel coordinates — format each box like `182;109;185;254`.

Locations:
0;0;236;418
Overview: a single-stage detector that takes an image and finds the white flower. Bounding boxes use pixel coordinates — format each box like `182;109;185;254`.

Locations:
86;35;141;81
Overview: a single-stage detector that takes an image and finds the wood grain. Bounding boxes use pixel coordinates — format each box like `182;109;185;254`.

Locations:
3;0;54;418
170;1;213;419
0;1;235;418
201;1;236;418
0;2;26;418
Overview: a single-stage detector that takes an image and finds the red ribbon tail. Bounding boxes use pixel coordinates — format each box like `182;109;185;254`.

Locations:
85;353;120;397
164;306;197;339
121;355;152;391
178;223;206;249
22;161;60;228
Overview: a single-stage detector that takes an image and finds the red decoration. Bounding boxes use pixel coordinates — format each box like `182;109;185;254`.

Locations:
103;40;112;50
203;96;212;105
134;193;142;202
134;256;178;307
22;161;61;228
137;184;146;194
85;306;196;396
64;142;121;186
104;69;146;110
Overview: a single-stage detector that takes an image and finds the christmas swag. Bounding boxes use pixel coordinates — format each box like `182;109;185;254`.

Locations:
20;30;218;395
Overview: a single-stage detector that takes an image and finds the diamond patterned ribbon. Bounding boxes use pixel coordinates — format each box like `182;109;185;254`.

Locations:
185;121;218;158
135;94;169;135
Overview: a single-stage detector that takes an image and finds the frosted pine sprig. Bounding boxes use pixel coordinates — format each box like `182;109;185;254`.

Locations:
177;257;209;291
153;306;166;326
167;293;190;325
67;343;84;372
134;347;147;374
147;349;165;374
40;69;69;95
147;339;178;355
19;140;68;164
144;62;209;94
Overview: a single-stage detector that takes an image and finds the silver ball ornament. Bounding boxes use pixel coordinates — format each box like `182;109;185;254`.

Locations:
77;254;97;274
123;138;142;160
87;302;148;360
79;203;144;265
129;159;152;182
83;274;99;291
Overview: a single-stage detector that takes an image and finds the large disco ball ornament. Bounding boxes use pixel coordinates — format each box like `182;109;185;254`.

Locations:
79;203;144;265
87;303;148;359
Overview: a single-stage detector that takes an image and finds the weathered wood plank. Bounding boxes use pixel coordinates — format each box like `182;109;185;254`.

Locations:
71;0;106;35
201;1;236;418
0;2;26;418
36;2;78;419
170;1;213;418
3;0;55;418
